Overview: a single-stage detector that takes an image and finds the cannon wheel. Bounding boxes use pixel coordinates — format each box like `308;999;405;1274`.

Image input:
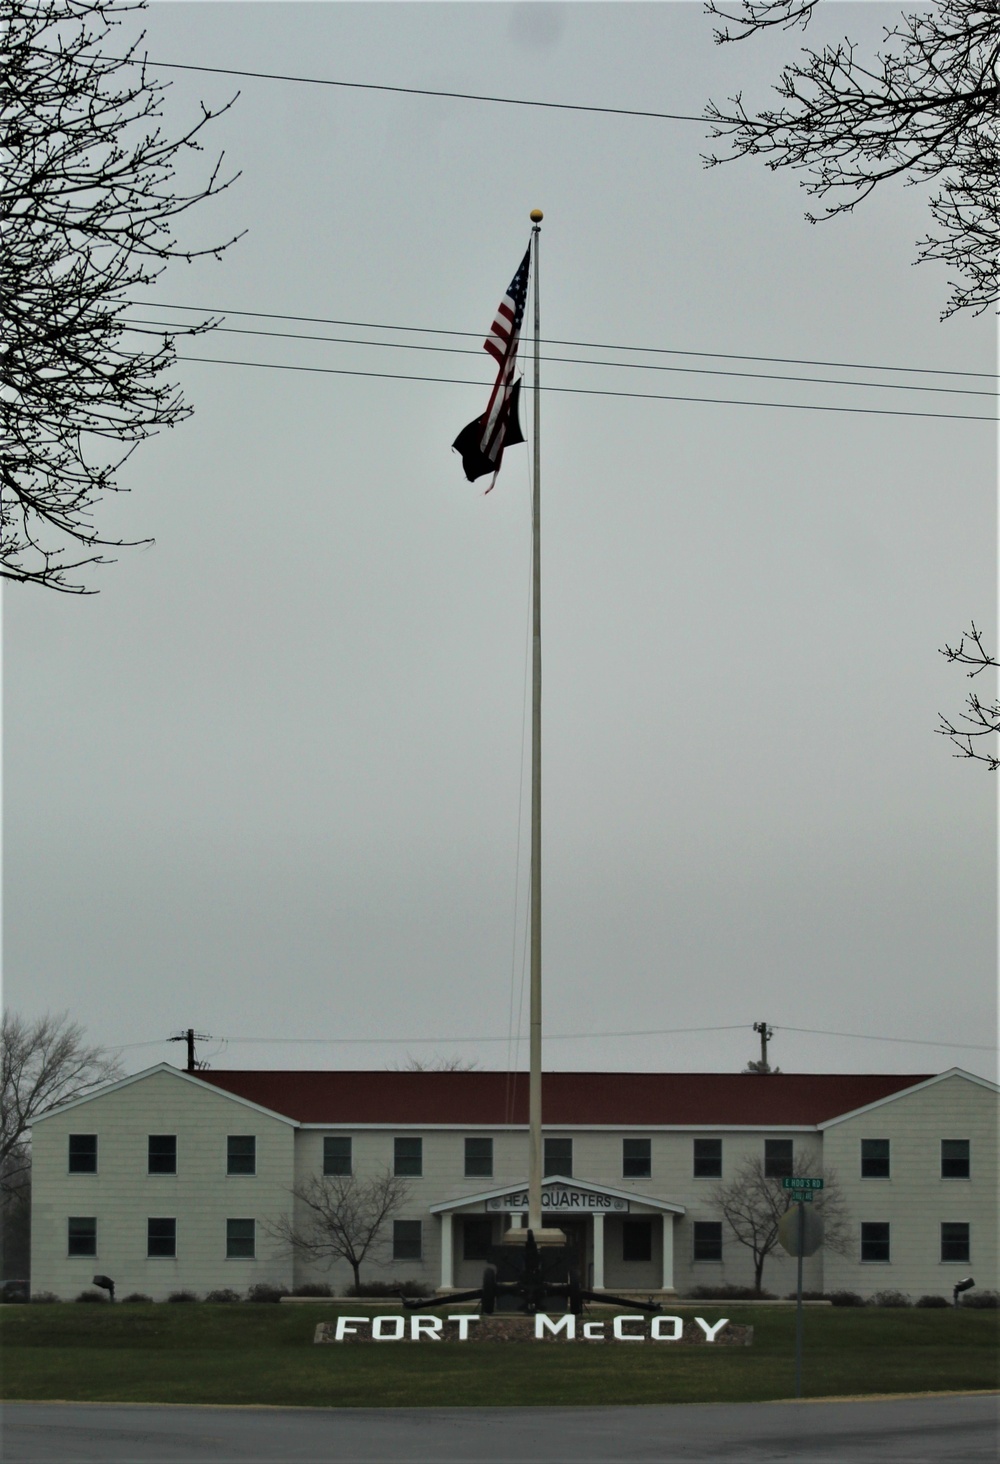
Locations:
481;1266;497;1315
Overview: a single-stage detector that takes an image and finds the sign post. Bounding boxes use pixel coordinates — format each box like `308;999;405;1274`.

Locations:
779;1178;825;1397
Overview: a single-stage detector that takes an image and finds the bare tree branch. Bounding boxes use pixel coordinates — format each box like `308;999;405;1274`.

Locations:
1;0;243;592
703;0;1000;318
713;1150;853;1292
938;621;999;769
1;1010;124;1192
263;1171;410;1292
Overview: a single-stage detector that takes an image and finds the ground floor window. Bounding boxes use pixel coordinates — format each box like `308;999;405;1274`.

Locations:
622;1219;652;1262
860;1222;890;1263
692;1221;723;1262
462;1217;494;1261
67;1217;96;1257
393;1220;422;1261
940;1222;970;1263
226;1218;256;1259
147;1217;177;1258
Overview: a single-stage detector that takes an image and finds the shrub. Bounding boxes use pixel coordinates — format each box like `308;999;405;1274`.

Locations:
683;1284;776;1301
784;1291;827;1301
961;1290;1000;1309
916;1294;950;1308
291;1283;333;1298
30;1292;61;1304
74;1290;106;1303
121;1293;154;1304
870;1289;911;1307
204;1288;242;1303
166;1290;199;1303
1;1281;29;1304
828;1290;866;1307
246;1283;290;1303
346;1279;433;1298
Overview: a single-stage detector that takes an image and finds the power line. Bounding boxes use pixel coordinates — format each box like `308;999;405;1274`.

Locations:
129;299;997;381
128;56;708;124
175;353;998;423
125;318;997;399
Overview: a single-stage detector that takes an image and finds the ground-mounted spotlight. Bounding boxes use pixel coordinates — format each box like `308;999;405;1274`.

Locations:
952;1276;975;1306
92;1274;115;1302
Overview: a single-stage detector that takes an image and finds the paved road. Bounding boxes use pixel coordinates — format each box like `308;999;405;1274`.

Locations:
3;1394;997;1463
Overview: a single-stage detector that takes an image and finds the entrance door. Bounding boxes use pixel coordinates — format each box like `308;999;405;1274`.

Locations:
544;1215;588;1279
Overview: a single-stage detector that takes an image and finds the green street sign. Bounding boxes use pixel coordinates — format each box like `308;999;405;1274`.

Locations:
790;1191;814;1202
782;1176;824;1190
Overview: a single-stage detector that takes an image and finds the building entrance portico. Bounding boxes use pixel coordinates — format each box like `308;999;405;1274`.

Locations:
431;1176;684;1295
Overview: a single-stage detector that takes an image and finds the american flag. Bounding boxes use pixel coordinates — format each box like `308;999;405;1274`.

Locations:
453;244;531;487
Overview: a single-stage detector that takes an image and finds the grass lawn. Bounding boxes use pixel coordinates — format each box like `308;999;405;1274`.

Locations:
1;1303;997;1408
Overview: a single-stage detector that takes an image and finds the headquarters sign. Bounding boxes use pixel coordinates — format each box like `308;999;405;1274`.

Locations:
485;1186;630;1213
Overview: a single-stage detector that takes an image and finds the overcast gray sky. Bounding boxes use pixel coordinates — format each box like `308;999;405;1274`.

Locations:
4;2;997;1083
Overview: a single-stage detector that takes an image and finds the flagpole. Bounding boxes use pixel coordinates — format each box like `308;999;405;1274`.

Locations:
528;208;543;1237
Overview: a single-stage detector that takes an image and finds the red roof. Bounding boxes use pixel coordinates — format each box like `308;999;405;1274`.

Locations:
194;1070;930;1127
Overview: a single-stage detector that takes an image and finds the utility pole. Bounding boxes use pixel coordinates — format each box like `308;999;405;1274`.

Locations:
754;1021;773;1070
168;1029;213;1072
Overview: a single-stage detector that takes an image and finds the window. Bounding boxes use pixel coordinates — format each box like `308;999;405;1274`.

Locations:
464;1137;493;1178
393;1220;422;1261
68;1134;97;1174
148;1135;177;1175
622;1219;653;1263
622;1139;651;1179
227;1136;256;1176
860;1222;890;1263
693;1138;722;1179
941;1139;970;1179
323;1137;352;1176
226;1218;256;1259
861;1139;890;1179
393;1137;422;1177
941;1223;970;1263
147;1217;177;1258
693;1221;723;1262
67;1217;96;1257
462;1217;494;1261
764;1139;793;1178
544;1138;572;1177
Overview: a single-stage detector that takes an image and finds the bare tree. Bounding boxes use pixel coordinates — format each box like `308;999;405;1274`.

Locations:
938;622;999;769
266;1171;410;1293
1;0;241;592
1;1010;124;1194
713;1151;852;1292
388;1056;479;1072
703;0;1000;318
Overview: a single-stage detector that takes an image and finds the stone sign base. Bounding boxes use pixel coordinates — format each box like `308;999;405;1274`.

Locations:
314;1314;752;1345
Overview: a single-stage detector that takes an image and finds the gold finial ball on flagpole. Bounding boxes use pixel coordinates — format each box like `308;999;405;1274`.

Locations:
529;209;543;223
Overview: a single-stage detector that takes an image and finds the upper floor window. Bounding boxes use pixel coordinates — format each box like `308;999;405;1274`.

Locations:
860;1222;890;1263
693;1221;723;1262
323;1137;352;1176
764;1139;793;1179
148;1135;177;1175
147;1217;177;1258
464;1137;493;1178
67;1216;97;1257
693;1138;722;1179
941;1139;970;1179
622;1139;651;1179
227;1136;256;1176
941;1222;970;1263
544;1138;572;1178
860;1139;890;1179
68;1134;97;1173
394;1137;422;1177
622;1219;652;1262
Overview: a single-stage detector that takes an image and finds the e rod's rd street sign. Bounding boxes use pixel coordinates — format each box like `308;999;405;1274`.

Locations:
782;1177;824;1190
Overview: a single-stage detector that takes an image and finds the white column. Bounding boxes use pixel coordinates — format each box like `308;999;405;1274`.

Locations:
440;1215;454;1290
592;1212;605;1290
661;1214;674;1291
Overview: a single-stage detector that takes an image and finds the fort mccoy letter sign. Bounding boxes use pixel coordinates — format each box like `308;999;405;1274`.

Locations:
315;1314;751;1345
